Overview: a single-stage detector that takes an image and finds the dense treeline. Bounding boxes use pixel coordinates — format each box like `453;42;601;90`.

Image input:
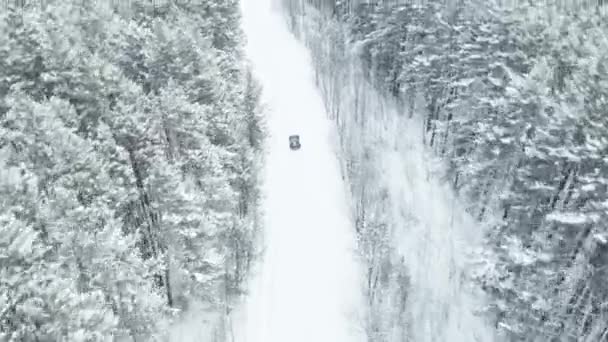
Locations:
0;1;264;340
283;0;608;341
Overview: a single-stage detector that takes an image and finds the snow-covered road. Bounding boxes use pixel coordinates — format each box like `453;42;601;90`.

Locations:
234;0;366;341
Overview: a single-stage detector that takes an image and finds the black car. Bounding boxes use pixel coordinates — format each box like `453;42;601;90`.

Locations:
289;135;301;150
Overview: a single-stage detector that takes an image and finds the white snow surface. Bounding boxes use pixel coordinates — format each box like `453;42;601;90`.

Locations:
233;1;366;342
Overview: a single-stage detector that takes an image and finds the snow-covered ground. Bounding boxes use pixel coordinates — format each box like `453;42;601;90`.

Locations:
381;110;498;342
232;0;366;341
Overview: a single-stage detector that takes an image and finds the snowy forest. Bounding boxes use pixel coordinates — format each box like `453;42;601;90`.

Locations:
3;0;608;341
283;0;608;341
0;1;264;341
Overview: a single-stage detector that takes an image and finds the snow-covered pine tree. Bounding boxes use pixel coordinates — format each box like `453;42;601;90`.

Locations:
0;0;264;339
280;0;608;340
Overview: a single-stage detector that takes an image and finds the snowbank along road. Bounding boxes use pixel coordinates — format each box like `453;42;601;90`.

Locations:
234;0;366;341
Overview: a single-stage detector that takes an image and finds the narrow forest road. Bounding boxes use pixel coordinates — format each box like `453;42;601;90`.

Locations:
233;0;366;341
